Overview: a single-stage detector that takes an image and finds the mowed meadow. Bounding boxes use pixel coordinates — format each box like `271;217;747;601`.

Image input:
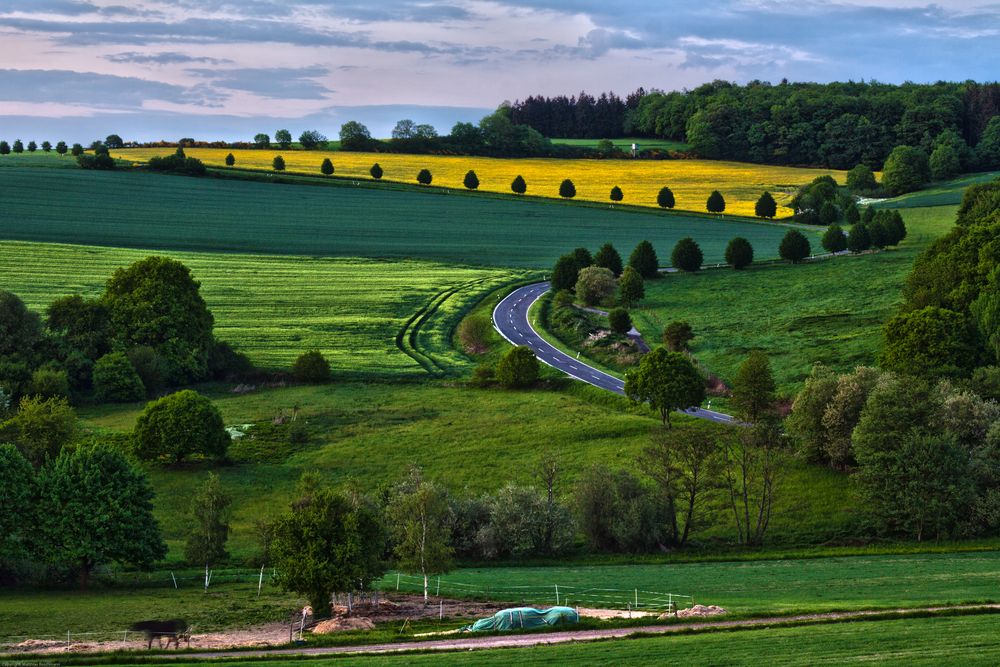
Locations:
0;240;524;374
113;147;845;217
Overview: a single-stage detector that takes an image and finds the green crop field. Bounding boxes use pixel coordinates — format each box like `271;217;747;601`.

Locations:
0;240;523;374
0;166;816;268
549;136;690;152
630;205;957;394
873;171;999;209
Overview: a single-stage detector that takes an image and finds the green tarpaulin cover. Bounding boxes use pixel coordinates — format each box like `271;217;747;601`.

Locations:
462;606;579;632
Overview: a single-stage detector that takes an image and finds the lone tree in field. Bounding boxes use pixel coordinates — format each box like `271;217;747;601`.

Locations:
731;350;777;425
184;473;231;580
671;237;703;272
559;179;576;199
293;350;331;383
754;191;777;219
496;346;539;388
629;240;659;279
594;242;623;277
55;141;67;155
725;237;754;269
662;321;694;352
132;390;230;463
104;134;124;149
551;254;580;292
272;155;285;171
847;223;871;253
511;174;527;194
320;158;334;175
13;139;23;153
370;163;383;179
822;224;848;253
253;133;270;148
463;170;479;190
608;308;632;335
388;469;454;605
618;266;645;307
25;141;36;152
625;348;705;428
417;168;433;185
272;489;386;617
609;186;623;204
274;129;292;149
706;190;726;215
0;140;9;154
41;141;52;152
225;152;235;167
779;229;811;263
657;186;675;209
35;445;166;588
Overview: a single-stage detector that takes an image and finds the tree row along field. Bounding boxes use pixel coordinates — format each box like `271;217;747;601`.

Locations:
0;240;525;374
111;147;845;217
0;167;816;268
629;205;958;393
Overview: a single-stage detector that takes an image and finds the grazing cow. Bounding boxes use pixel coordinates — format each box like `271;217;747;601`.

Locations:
129;619;190;649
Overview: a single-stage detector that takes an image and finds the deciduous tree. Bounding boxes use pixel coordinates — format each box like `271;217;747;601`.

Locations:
706;190;726;214
387;469;454;604
559;179;576;198
496;346;539;388
725;237;754;269
463;170;479;190
629;240;659;278
618;266;644;307
185;473;231;575
754;191;777;218
624;348;705;427
320;158;334;175
671;237;703;272
132;390;230;463
657;186;675;209
575;266;616;306
778;229;811;263
594;242;623;277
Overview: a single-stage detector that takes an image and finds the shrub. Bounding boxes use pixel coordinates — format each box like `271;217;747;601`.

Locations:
225;152;235;167
495;346;539;388
29;366;70;399
92;352;145;403
476;484;572;559
609;186;623;203
456;314;493;355
148;154;207;176
132;390;230;463
882;145;930;196
293;350;331;383
559;179;576;199
511;175;526;194
463;170;479;190
470;362;496;387
320;158;334;175
77;153;115;170
617;266;644;307
846;164;878;191
656;186;675;209
575;266;617;306
575;466;664;552
370;163;383;179
725;237;754;269
608;308;632;335
417;168;433;185
671;237;703;272
272;155;285;171
706;190;726;214
779;229;811;263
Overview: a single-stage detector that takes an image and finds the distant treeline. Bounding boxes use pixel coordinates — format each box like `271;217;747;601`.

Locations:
509;80;1000;169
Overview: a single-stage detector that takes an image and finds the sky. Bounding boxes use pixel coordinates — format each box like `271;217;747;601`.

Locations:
0;0;998;141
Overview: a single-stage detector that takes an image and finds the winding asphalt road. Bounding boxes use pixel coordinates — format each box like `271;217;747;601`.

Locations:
492;282;736;425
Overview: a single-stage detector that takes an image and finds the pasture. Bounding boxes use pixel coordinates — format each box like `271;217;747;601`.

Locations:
549;136;690;152
0;166;814;268
0;240;523;374
630;205;957;394
112;147;844;217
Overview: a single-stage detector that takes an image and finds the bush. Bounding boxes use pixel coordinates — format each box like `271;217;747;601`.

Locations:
92;352;145;403
822;224;848;253
882;145;930;196
148;154;207;176
77;153;115;170
370;163;383;179
417;168;433;185
754;192;777;219
293;350;331;383
132;390;229;463
475;484;572;559
225;152;235;167
469;362;495;387
846;164;878;191
463;170;479;190
575;266;617;306
511;175;527;194
495;346;539;388
575;465;664;552
272;155;285;171
608;308;632;335
29;366;69;399
706;190;726;214
609;186;623;203
779;229;811;263
559;179;576;199
320;158;334;175
725;237;754;269
456;314;493;355
671;237;703;272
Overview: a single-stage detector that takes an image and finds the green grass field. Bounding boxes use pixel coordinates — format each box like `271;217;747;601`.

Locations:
630;205;957;394
873;171;999;209
0;166;815;268
0;240;523;374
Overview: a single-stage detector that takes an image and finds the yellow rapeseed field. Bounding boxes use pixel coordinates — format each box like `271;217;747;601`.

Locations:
115;148;845;217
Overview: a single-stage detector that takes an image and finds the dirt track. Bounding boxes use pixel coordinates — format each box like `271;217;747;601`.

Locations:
96;604;1000;660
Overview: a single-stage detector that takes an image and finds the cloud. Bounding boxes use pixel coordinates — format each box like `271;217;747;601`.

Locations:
106;51;233;65
0;69;224;108
186;66;333;100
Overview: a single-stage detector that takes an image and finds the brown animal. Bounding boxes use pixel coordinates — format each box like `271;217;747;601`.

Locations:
129;619;190;649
